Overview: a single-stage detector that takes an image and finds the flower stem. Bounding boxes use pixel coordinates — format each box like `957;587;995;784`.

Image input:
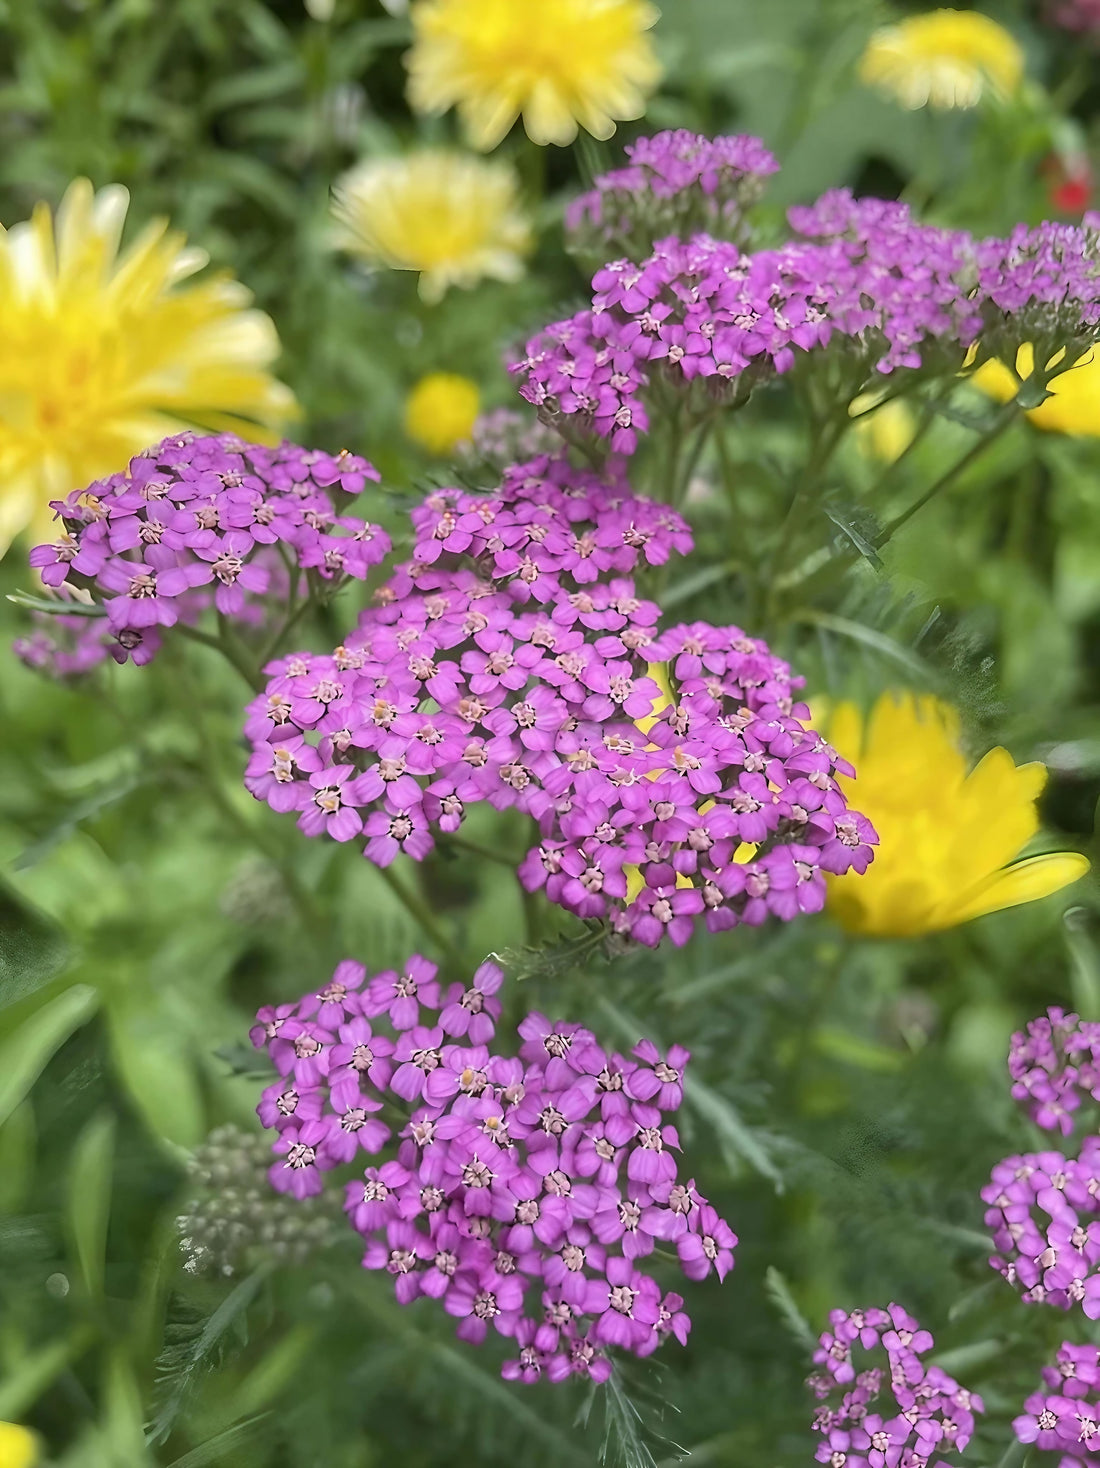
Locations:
174;621;264;692
375;862;460;967
875;399;1021;546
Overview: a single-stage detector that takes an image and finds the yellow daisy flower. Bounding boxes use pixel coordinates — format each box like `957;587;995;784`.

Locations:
405;0;662;150
859;9;1024;111
849;393;918;463
0;1422;40;1468
0;178;296;558
405;372;481;454
331;150;532;304
822;691;1089;937
972;343;1100;435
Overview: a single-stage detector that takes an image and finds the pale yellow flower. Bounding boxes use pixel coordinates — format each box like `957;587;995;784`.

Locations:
405;372;480;454
0;179;297;557
0;1422;40;1468
850;393;918;463
973;343;1100;435
332;150;531;304
860;9;1024;111
406;0;662;150
821;691;1089;937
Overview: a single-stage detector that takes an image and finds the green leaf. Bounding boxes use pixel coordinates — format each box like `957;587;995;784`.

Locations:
684;1074;785;1191
105;987;206;1149
147;1269;272;1445
793;609;932;680
0;1327;95;1420
0;984;99;1128
492;926;609;983
0;877;71;1008
823;501;884;569
68;1110;116;1301
163;1416;272;1468
763;1267;817;1357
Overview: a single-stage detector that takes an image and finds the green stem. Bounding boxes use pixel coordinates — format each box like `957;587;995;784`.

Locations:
875;400;1021;546
174;621;263;692
257;592;314;669
863;381;955;500
375;862;460;966
438;832;517;867
765;409;847;622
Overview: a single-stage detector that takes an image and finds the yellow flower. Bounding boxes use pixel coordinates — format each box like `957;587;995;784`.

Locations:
822;691;1089;937
405;373;480;454
973;343;1100;435
859;9;1024;111
0;1422;40;1468
849;393;917;463
332;150;532;304
0;178;296;558
406;0;662;150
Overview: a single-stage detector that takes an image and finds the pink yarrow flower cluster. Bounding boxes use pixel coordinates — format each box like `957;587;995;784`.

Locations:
251;954;735;1382
1014;1343;1100;1467
26;432;387;666
566;130;779;260
1008;1007;1100;1136
808;1304;983;1468
243;454;875;947
982;1141;1100;1315
516;153;1100;457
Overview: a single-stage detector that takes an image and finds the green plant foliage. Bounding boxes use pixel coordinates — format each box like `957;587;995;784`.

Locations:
0;1;1099;1466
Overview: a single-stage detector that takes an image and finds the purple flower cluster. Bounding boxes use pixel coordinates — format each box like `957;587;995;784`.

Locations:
27;432;387;665
513;223;975;455
808;1304;983;1468
243;454;875;948
1015;1344;1100;1467
973;221;1100;364
565;130;779;261
251;954;735;1381
515;150;1100;456
1008;1008;1100;1136
982;1143;1100;1315
14;599;115;678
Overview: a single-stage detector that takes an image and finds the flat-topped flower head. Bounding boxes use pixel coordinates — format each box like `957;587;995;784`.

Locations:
1008;1008;1100;1136
982;1139;1100;1312
0;178;295;559
859;9;1025;111
566;130;780;261
819;692;1089;937
808;1303;983;1468
250;954;734;1381
1014;1345;1100;1462
244;463;876;949
332;150;532;304
405;0;661;150
26;433;385;666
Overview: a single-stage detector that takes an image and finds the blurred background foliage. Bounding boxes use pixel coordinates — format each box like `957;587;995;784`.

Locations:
0;0;1099;1465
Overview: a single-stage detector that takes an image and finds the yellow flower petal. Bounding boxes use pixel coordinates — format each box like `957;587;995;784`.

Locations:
820;690;1086;937
0;179;296;558
332;150;531;303
973;343;1100;436
860;8;1024;111
405;373;481;455
0;1422;40;1468
406;0;661;151
932;852;1091;928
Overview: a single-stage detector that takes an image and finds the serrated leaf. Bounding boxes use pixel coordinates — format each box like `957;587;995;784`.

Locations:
764;1267;817;1357
491;926;609;983
0;985;99;1128
0;878;72;1008
823;501;884;569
